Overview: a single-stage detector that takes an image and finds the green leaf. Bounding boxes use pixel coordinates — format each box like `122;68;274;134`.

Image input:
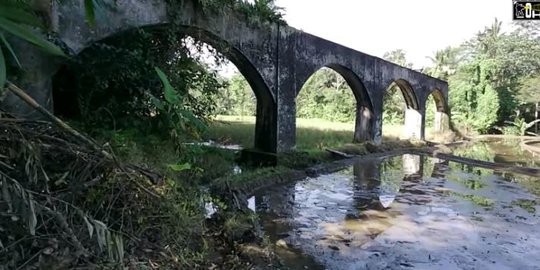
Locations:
167;162;192;172
180;109;208;132
93;219;108;251
0;17;65;57
0;33;21;67
84;0;96;27
1;178;11;212
148;93;164;111
0;6;44;28
0;45;5;88
155;67;180;104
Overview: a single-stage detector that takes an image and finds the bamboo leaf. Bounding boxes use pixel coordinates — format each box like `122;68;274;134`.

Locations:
0;45;5;88
0;17;65;57
0;6;44;28
27;195;37;236
167;162;192;172
114;234;124;262
0;33;21;67
93;219;107;251
84;0;96;27
1;178;12;212
83;216;94;238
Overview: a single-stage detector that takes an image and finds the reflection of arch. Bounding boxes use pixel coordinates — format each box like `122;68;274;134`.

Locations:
384;79;422;139
54;24;277;151
387;79;419;110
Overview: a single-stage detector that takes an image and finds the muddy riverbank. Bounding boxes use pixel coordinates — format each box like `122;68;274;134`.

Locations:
238;139;540;270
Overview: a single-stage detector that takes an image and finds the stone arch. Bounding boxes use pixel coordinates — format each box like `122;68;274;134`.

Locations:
426;88;450;133
295;64;375;143
54;21;278;151
429;88;448;113
387;79;419;110
383;79;422;140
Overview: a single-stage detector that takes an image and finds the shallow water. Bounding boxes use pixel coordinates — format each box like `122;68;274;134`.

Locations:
254;153;540;270
454;139;540;167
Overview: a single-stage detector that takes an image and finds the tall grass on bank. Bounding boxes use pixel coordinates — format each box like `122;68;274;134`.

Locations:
206;115;422;150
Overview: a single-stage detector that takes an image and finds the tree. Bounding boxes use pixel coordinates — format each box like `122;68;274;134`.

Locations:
217;73;256;116
518;75;540;104
449;58;500;133
54;28;226;139
295;68;356;123
382;49;413;68
425;46;461;80
381;49;413;125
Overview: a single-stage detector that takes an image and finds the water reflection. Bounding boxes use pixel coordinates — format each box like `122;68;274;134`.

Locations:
254;153;540;270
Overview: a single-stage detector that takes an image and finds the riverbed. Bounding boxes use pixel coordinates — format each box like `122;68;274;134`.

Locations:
252;140;540;269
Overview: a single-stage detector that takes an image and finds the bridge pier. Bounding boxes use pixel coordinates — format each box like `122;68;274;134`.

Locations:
403;108;424;140
354;105;374;142
275;86;297;152
1;43;59;119
433;111;450;133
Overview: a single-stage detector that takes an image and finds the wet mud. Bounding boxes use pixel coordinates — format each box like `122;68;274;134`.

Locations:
253;146;540;269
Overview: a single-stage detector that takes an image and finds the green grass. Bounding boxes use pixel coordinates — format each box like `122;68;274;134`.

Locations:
450;192;495;209
207;115;416;151
512;199;537;213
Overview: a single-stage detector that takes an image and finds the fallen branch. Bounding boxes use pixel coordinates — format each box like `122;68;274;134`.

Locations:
5;81;113;160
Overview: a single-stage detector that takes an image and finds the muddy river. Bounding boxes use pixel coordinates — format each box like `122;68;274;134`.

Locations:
252;140;540;269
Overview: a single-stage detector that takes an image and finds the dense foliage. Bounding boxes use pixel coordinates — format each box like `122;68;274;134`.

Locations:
216;73;256;116
188;0;286;24
215;68;359;123
296;68;356;123
427;20;540;134
54;29;226;144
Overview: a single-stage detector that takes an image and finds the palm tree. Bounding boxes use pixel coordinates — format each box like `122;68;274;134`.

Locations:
426;46;461;80
474;18;503;58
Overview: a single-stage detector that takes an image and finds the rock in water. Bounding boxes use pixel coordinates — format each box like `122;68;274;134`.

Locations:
276;239;288;248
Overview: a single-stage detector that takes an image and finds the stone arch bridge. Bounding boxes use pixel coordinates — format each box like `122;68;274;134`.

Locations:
3;0;450;153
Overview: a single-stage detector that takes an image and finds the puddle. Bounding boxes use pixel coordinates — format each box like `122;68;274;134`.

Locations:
254;154;540;270
184;140;243;150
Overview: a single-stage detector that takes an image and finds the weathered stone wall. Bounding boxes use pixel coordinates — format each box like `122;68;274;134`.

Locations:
1;0;449;153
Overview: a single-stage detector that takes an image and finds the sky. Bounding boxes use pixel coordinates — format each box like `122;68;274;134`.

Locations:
273;0;513;68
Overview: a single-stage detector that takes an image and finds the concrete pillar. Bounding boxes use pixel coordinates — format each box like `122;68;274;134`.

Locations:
433;111;450;133
275;89;296;152
372;109;383;145
353;105;373;142
1;41;61;118
403;108;423;140
254;99;279;153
